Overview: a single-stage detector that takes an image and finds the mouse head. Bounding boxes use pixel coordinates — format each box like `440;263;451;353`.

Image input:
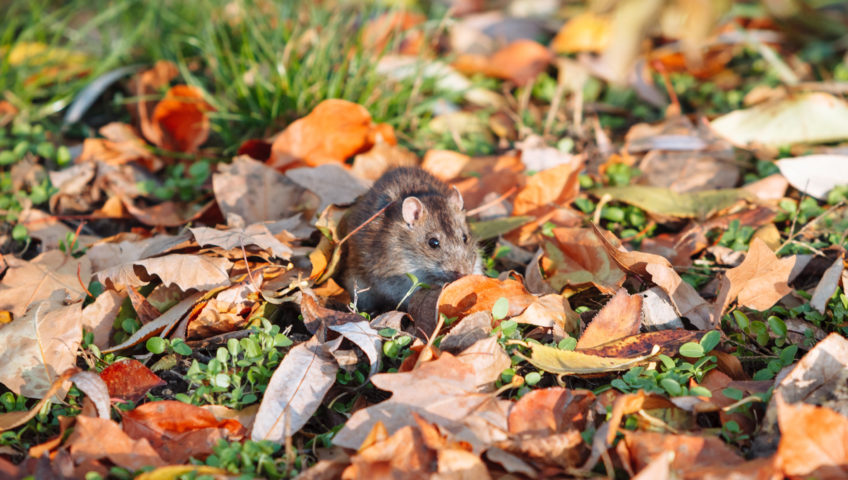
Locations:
397;187;481;285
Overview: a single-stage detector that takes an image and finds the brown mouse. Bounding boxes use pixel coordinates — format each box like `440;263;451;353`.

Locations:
336;167;482;312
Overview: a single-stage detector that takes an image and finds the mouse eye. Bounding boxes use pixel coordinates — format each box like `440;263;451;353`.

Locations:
428;237;440;249
462;233;468;243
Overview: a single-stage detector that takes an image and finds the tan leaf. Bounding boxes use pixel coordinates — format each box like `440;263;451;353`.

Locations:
252;336;339;442
719;238;796;313
350;138;418;182
213;155;316;225
93;253;232;292
190;223;292;259
513;161;583;216
577;289;642;349
0;291;81;398
710;92;848;148
0;250;91;317
333;350;510;451
78;122;157;168
68;416;166;471
421;150;470;182
287;163;371;212
522;342;658;376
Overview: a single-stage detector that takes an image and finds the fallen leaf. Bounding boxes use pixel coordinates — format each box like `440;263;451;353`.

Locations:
513;160;583;216
541;228;626;294
0;291;81;398
251;336;339;442
718;238;796;313
0;250;91;317
104;292;203;353
776;155;848;200
67;416;166;471
438;275;536;321
421;150;470;182
577;289;642;349
94;253;232;292
0;368;76;432
142;85;212;153
122;400;246;463
213;155;316;225
523;342;658;376
551;11;611;53
710;92;848;148
578;330;705;359
99;359;166;402
78;122;158;169
190;223;292;259
350;137;418;182
361;11;426;55
286;163;371;212
810;252;845;313
590;185;751;221
775;394;848;478
268;99;394;170
333;350;510;452
617;431;745;477
453;40;553;85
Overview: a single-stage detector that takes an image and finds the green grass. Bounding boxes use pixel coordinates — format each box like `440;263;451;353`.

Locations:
1;0;450;153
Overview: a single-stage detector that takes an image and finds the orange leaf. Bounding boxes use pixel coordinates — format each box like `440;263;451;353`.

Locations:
361;11;426;56
453;40;553;86
577;289;642;349
146;85;212;153
542;228;626;294
513;162;583;217
268;99;395;170
775;394;848;478
438;275;536;321
551;11;611;54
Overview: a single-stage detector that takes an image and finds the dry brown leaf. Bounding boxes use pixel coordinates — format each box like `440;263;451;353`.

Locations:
0;291;81;398
67;416;166;471
454;40;553;85
511;293;580;337
122;400;246;463
0;250;91;317
213;155;316;225
93;253;232;292
190;223;292;259
81;289;124;349
577;289;642;349
617;431;745;477
810;251;845;313
333;348;510;452
541;228;626;295
268;99;395;170
78;122;158;169
104;292;203;353
578;329;705;359
775;394;848;478
718;238;796;314
251;335;339;442
513;161;583;216
590;224;713;329
286;163;371;212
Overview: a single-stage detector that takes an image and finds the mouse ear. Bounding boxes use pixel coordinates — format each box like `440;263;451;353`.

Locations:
448;186;464;211
402;196;425;226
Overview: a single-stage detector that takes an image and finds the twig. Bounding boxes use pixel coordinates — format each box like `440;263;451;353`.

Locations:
68;221;85;254
77;264;93;299
338;200;395;247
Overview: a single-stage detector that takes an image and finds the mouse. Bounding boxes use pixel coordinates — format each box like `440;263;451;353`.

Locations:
336;166;483;312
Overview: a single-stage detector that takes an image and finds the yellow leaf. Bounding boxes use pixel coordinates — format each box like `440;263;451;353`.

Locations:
522;342;658;375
